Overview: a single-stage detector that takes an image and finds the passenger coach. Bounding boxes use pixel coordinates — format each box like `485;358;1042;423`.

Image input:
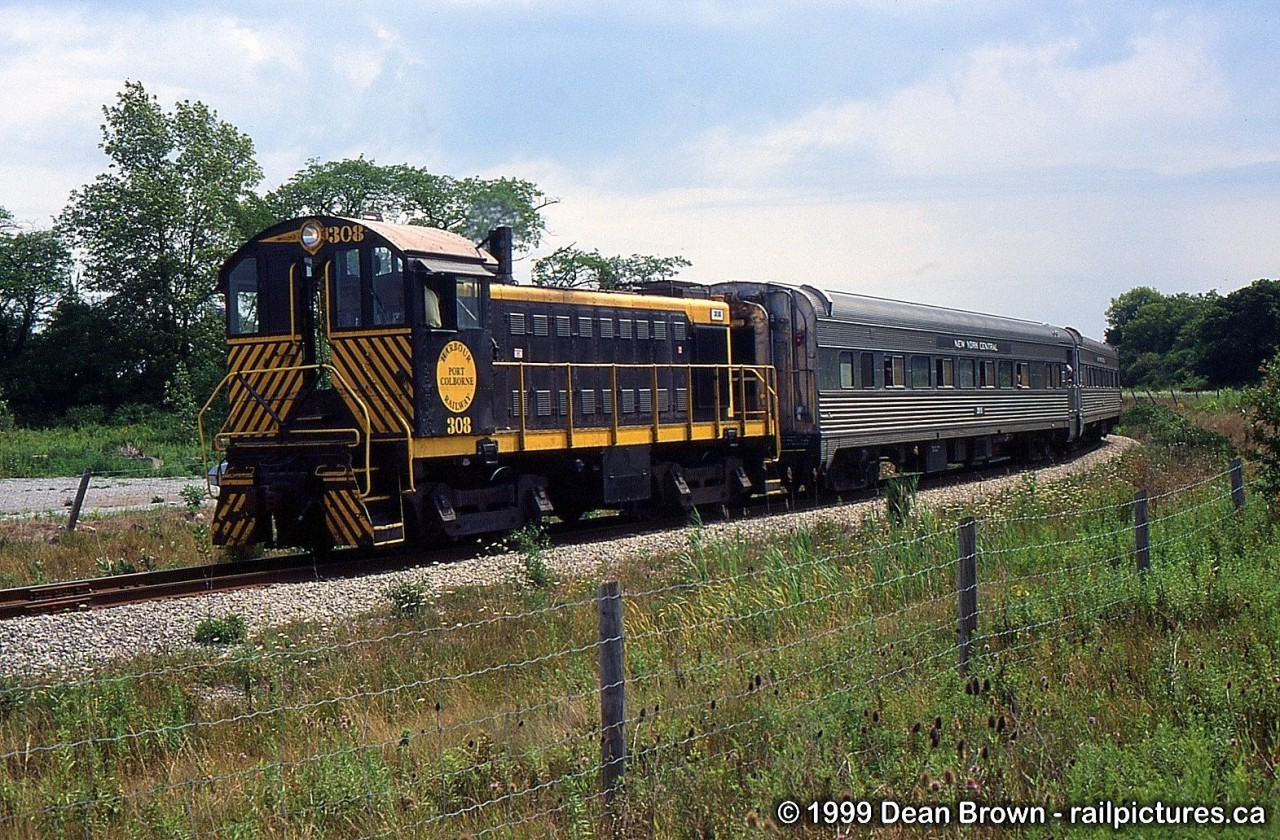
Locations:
698;282;1121;493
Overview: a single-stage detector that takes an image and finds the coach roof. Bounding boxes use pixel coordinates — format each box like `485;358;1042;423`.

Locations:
817;287;1074;346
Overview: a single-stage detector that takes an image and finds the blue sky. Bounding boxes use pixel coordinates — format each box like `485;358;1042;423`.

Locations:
2;1;1278;339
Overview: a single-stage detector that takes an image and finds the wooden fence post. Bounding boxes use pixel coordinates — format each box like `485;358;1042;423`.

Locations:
1230;459;1245;511
66;468;92;532
1134;491;1150;574
597;581;627;800
956;517;978;677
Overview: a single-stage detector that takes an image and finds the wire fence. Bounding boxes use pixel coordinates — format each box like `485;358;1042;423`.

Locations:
0;459;1261;838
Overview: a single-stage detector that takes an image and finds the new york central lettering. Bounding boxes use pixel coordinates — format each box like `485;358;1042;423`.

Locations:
952;338;1001;352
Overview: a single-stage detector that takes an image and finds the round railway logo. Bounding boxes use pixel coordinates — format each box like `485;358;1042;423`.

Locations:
436;340;477;413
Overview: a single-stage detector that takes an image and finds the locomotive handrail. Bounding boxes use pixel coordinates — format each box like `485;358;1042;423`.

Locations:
197;363;375;497
495;360;779;449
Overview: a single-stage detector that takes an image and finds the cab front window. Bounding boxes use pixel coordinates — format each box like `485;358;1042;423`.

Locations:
329;246;409;330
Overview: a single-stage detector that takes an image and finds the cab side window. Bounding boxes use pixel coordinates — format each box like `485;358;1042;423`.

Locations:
455;278;481;330
227;258;259;335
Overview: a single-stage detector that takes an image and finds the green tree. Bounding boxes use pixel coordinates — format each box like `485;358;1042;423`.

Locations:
267;157;550;249
0;212;70;380
11;293;127;422
1104;287;1213;387
531;245;691;290
58;81;262;409
1193;279;1280;387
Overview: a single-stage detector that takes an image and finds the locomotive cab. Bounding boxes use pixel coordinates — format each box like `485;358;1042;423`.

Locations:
202;216;501;550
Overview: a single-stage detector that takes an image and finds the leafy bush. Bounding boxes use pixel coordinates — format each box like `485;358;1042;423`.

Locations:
1118;404;1235;458
384;581;429;620
193;613;247;646
512;524;553;588
1242;353;1280;503
180;484;206;513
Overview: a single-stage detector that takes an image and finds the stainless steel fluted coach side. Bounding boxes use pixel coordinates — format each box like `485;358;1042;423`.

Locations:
707;281;1121;494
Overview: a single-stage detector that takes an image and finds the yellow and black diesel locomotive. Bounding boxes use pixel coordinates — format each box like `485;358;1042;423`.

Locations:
201;216;780;550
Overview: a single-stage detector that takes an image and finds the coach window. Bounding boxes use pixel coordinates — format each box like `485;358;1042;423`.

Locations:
957;358;975;389
979;360;995;388
333;248;363;329
1014;362;1029;388
936;357;954;388
998;361;1013;389
884;354;905;388
909;355;931;389
370;247;405;326
860;352;876;389
227;258;259;335
1031;363;1047;389
839;352;855;388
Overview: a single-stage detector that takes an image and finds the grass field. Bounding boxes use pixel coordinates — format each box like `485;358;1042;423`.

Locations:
0;416;202;480
0;403;1276;838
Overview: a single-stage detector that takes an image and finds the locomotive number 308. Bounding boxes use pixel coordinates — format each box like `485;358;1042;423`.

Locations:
446;416;472;435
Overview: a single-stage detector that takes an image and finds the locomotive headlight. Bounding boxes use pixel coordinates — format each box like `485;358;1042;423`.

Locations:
207;462;226;499
300;220;324;252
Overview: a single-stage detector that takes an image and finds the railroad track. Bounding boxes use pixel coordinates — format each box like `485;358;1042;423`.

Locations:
0;447;1102;621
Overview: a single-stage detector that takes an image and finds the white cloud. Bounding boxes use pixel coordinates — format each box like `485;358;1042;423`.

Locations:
693;19;1244;184
522;155;1277;341
0;6;308;219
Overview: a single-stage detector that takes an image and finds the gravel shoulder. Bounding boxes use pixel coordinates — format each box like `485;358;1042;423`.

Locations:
0;437;1139;678
0;476;206;518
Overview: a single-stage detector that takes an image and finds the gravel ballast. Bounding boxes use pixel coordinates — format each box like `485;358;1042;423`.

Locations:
0;437;1138;678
